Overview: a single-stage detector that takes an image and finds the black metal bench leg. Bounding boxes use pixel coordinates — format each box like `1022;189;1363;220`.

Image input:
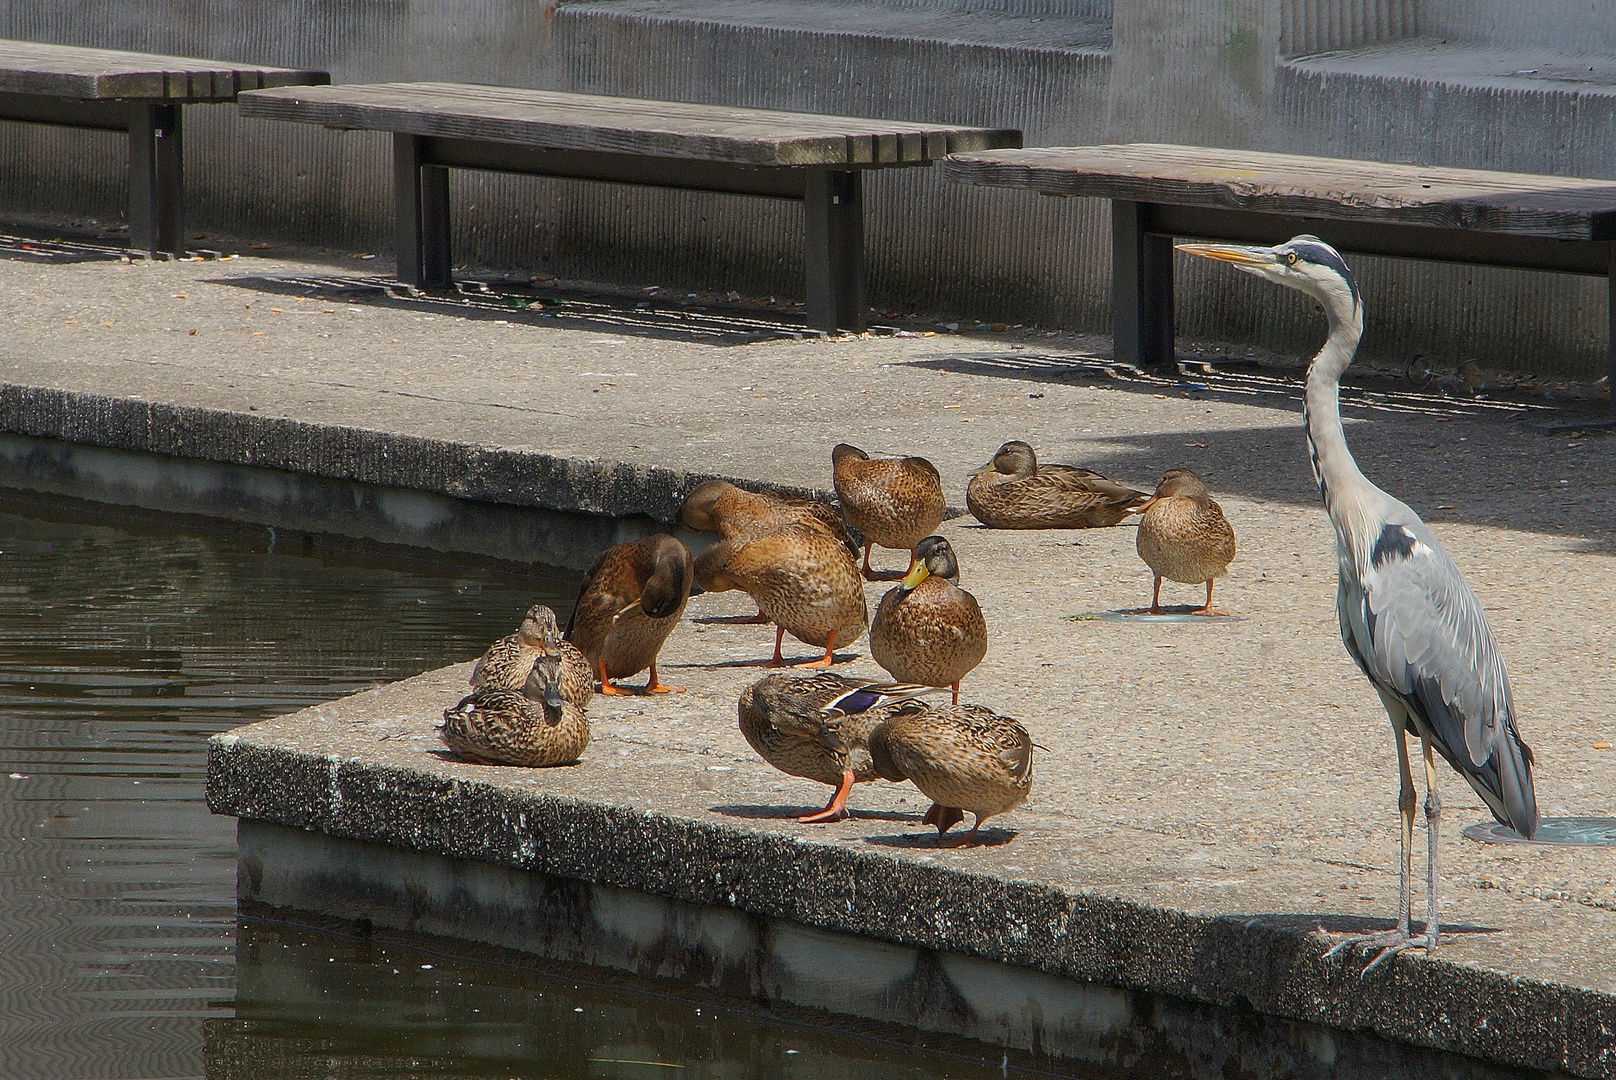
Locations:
1112;200;1175;370
128;103;182;257
395;133;452;288
804;170;866;333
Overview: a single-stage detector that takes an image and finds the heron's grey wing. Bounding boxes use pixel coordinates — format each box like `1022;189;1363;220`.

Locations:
1354;521;1537;833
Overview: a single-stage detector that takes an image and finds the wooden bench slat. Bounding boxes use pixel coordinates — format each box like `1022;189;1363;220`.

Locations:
942;144;1616;240
238;83;1019;167
0;38;326;101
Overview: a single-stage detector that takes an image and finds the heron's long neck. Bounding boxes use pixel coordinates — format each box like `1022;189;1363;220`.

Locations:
1303;304;1382;547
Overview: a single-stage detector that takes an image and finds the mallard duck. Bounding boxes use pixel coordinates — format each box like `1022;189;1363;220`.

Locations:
440;655;591;767
565;534;693;695
680;479;858;554
1133;468;1237;615
469;604;564;691
693;521;868;667
680;479;858;623
831;443;946;579
738;671;942;821
966;441;1149;529
869;535;986;705
868;703;1034;846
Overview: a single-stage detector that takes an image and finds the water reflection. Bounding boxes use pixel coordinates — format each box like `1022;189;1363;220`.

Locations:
0;495;574;1080
209;919;1006;1080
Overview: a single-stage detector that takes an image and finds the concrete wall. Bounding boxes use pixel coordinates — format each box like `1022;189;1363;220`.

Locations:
0;0;1611;376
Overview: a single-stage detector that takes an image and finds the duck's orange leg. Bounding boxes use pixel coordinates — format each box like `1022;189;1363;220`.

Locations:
860;542;878;581
597;658;633;696
922;802;965;837
794;629;838;668
951;681;960;706
643;658;683;694
1193;579;1228;617
1129;576;1165;616
939;814;986;848
799;769;855;823
761;625;789;668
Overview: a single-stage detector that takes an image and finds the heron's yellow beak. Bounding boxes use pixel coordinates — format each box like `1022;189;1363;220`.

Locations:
1176;242;1276;268
899;562;931;590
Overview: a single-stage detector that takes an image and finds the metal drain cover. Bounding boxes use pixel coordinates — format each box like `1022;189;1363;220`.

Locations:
1463;817;1616;846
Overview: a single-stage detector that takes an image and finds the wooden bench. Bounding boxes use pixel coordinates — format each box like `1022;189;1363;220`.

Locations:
942;143;1616;383
0;40;327;256
237;83;1021;333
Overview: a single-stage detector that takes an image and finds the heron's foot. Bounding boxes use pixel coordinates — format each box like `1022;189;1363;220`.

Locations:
1324;928;1452;977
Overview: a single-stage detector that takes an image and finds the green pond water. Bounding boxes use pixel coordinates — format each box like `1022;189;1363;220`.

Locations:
0;494;1008;1080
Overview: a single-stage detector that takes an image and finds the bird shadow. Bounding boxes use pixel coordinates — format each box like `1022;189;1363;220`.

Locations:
704;651;863;669
1233;911;1503;939
691;614;773;625
862;568;908;581
862;828;1018;849
423;748;581;769
709;803;917;823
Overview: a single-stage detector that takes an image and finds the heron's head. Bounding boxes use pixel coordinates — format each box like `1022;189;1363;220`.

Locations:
1177;235;1359;323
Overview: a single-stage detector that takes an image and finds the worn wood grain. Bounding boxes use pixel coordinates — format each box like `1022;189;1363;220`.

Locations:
239;83;1020;167
941;144;1616;240
0;38;327;102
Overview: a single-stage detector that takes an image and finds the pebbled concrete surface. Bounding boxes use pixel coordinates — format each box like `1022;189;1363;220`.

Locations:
3;250;1616;1073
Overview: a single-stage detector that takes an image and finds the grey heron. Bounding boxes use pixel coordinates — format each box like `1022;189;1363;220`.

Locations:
1178;235;1539;965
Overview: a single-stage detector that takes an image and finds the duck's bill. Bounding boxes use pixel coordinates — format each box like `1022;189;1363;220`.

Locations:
1175;242;1277;268
899;562;931;590
968;461;996;476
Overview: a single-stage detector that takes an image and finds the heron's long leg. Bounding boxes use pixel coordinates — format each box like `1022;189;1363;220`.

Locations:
1326;721;1416;965
1420;738;1443;950
1358;734;1447;974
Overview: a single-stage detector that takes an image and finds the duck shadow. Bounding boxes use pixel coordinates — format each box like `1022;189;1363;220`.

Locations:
862;828;1018;849
703;651;864;669
709;803;916;823
424;747;582;769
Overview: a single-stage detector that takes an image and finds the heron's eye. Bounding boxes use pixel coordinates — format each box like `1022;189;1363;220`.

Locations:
1284;252;1298;266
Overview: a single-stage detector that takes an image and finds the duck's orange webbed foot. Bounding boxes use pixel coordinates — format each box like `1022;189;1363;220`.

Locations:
799;770;854;823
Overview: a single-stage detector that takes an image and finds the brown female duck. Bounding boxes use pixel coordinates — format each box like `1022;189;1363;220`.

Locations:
566;534;693;695
680;479;858;623
868;702;1034;846
738;671;942;822
831;443;946;579
470;604;565;691
869;535;986;705
966;441;1149;529
1133;468;1237;615
694;521;868;667
440;653;591;767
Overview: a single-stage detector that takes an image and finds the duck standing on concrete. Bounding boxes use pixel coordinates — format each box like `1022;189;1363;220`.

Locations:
831;443;946;579
680;479;858;623
1133;468;1237;616
694;521;868;667
469;604;568;691
565;534;694;695
868;702;1034;847
739;672;943;822
439;653;591;767
869;535;986;705
966;440;1149;529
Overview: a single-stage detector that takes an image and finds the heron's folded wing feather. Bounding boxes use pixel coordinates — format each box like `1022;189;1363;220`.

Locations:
1359;523;1512;772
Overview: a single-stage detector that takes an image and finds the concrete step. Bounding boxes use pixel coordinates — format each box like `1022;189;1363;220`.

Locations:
1279;38;1616;177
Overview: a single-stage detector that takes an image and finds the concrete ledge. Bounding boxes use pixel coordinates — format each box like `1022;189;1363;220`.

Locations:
0;381;834;527
207;676;1616;1079
237;819;1560;1079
